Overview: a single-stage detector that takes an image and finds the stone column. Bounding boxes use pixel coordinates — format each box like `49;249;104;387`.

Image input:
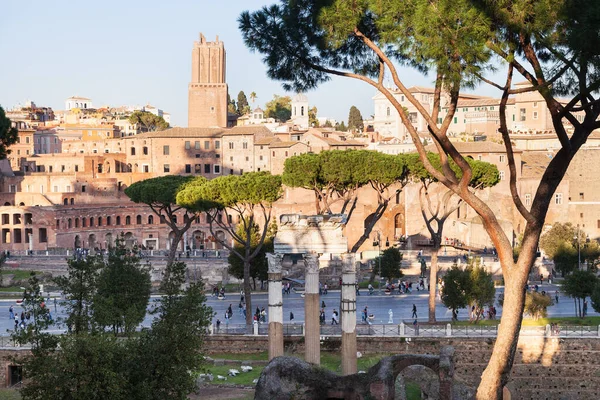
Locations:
304;252;320;365
340;253;357;375
267;253;284;360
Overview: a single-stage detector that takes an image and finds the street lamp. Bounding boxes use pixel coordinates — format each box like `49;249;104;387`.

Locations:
372;231;390;294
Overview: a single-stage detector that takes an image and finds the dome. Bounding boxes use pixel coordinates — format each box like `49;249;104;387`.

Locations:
292;93;308;103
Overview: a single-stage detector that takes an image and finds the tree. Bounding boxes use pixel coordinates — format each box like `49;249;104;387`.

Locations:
93;237;151;335
228;220;275;289
323;120;333;128
239;1;600;396
176;172;282;325
128;111;169;132
524;292;552;320
308;106;319;127
406;152;499;322
334;121;347;132
347;106;364;132
237;91;250;115
250;91;258;104
468;261;496;322
563;270;598;318
375;247;404;282
0;106;18;160
283;150;409;252
441;265;471;321
552;242;578;276
540;223;580;259
264;95;291;121
128;262;212;400
590;284;600;314
228;94;237;114
124;175;205;265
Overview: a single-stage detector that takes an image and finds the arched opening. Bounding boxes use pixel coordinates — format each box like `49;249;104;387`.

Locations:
124;232;135;249
75;218;79;228
18;202;25;207
394;213;405;239
107;216;112;226
88;234;97;250
148;215;154;224
70;198;74;205
67;219;72;229
116;216;121;225
214;230;226;249
89;217;94;227
74;235;81;249
136;215;142;225
105;233;113;249
3;202;10;206
192;230;205;250
63;198;68;205
97;217;102;226
125;216;131;225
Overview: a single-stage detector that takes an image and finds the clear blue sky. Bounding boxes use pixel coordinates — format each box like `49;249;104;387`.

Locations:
0;0;504;126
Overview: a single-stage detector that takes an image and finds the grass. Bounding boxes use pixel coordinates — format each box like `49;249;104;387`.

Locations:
0;287;25;293
1;270;39;280
0;389;21;400
204;352;420;398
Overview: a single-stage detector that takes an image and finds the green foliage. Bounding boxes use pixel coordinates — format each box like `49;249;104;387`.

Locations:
524;291;553;320
540;223;581;259
335;121;347;132
309;106;319;127
128;110;169;132
176;172;282;211
590;285;600;314
93;238;151;335
553;242;578;276
124;175;195;209
375;247;404;281
237;91;250;115
228;220;275;287
347;106;364;132
0;107;19;160
129;262;212;399
264;95;291;122
441;259;495;321
563;270;598;301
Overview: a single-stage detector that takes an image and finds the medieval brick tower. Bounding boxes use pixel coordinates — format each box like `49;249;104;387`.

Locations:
188;33;228;128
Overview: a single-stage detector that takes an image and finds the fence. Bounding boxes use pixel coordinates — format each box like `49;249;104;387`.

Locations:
208;322;600;339
3;249;229;259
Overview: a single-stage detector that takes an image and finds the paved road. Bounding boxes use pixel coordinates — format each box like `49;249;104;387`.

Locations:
205;283;596;325
0;283;589;334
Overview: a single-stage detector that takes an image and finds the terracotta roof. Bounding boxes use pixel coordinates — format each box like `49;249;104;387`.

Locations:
254;137;281;146
521;151;554;179
269;141;307;149
136;127;225;138
455;98;515;107
425;141;520;154
224;125;273;135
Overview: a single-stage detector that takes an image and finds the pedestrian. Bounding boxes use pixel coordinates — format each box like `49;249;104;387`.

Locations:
9;305;13;320
256;307;260;318
290;311;294;321
339;277;342;287
388;309;394;324
224;311;230;325
331;309;339;325
319;282;323;295
243;303;247;318
555;291;559;304
227;304;233;319
260;307;267;323
362;306;368;323
14;317;18;331
411;304;417;319
320;309;326;324
20;312;25;323
216;318;221;332
583;300;588;317
356;283;360;296
413;319;419;335
239;301;244;316
321;300;326;309
368;283;374;295
324;283;328;295
540;274;544;285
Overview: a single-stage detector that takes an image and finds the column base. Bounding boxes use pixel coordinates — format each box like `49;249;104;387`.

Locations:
341;331;357;375
268;322;284;360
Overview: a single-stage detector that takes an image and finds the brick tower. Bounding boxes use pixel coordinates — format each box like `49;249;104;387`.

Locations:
188;33;228;128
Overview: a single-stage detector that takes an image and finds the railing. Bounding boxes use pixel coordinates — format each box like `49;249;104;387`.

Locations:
4;249;229;259
208;323;600;339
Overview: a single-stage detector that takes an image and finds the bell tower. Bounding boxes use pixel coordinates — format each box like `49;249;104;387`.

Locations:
188;33;228;128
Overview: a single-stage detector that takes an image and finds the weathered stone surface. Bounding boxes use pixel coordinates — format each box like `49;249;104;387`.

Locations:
255;347;456;400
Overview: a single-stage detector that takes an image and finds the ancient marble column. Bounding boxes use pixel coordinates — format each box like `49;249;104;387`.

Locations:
267;253;284;360
304;252;320;365
340;253;357;375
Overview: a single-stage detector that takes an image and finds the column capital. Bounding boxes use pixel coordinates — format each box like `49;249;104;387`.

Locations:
267;253;283;274
304;252;319;274
341;253;357;274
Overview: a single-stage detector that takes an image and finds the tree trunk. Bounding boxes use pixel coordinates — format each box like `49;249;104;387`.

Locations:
476;265;528;399
167;230;183;266
244;259;253;326
428;245;440;323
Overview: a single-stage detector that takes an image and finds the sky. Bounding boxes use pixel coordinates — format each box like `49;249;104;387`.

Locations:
0;0;506;127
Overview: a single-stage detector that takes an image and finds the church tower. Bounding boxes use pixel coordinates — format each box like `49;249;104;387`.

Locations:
291;93;309;129
188;33;228;128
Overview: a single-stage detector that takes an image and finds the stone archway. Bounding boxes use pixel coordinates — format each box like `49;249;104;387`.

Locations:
192;230;205;249
105;233;113;249
74;235;81;249
124;232;136;249
88;234;97;250
394;213;405;239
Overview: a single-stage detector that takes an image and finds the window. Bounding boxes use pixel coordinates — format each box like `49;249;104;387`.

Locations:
163;164;170;173
533;111;538;120
143;165;149;173
148;215;154;224
204;164;211;173
259;155;263;161
136;215;142;225
195;164;202;173
107;216;111;225
131;147;136;155
246;156;249;161
75;165;79;172
81;185;86;193
525;194;531;206
163;145;170;155
228;142;234;150
386;107;390;117
453;117;457;124
97;217;102;226
533;101;538;108
82;218;87;227
499;171;505;180
125;216;131;225
195;154;200;158
230;156;233;161
499;155;505;163
185;141;191;150
554;193;563;205
580;192;584;200
272;151;275;157
519;108;526;121
204;141;210;150
116;216;121;225
89;217;94;227
243;142;248;150
185;164;191;173
215;140;220;149
214;165;221;174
